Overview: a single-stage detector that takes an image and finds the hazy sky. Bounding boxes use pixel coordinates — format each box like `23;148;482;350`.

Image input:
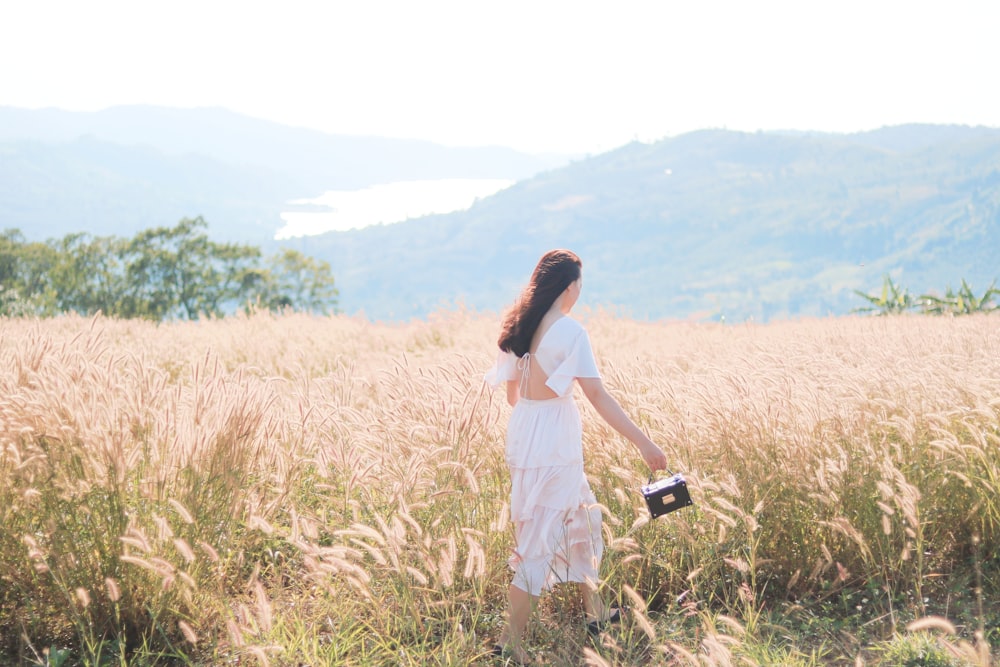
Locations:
3;0;998;154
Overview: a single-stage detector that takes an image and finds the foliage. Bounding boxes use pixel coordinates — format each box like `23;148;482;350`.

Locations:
853;274;918;315
251;247;339;314
854;274;999;316
920;279;999;316
0;218;338;320
872;631;969;667
1;310;999;664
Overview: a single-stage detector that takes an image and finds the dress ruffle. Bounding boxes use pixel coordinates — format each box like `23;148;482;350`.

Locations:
508;470;604;595
484;349;518;389
503;395;604;595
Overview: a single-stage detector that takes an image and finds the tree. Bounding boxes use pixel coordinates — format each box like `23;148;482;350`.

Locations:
852;274;916;315
1;219;339;320
1;228;62;315
122;217;263;320
49;232;129;316
123;218;203;319
919;279;998;315
259;249;339;314
0;229;22;285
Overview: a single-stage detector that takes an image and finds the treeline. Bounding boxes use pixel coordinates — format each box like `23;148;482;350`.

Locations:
0;217;338;320
854;275;999;315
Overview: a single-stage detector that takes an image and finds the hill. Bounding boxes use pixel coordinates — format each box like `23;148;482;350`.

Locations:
280;125;1000;321
0;136;295;243
0;105;566;242
3;107;998;322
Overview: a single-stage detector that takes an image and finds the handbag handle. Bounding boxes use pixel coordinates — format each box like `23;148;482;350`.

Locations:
648;469;678;484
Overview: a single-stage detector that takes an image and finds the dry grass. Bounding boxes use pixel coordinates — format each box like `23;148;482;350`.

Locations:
1;309;998;666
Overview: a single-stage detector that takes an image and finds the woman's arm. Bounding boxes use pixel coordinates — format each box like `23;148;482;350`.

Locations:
578;377;668;471
506;379;520;407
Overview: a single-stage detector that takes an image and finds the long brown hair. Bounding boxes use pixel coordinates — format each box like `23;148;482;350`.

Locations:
498;249;582;357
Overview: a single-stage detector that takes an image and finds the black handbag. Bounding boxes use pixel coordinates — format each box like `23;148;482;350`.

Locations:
641;472;693;518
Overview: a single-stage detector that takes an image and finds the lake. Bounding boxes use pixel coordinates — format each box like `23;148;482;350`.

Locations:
275;178;513;239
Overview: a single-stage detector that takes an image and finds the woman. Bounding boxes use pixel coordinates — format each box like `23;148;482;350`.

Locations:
485;249;668;662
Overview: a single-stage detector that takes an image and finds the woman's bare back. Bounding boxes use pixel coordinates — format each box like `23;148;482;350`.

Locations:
521;313;564;400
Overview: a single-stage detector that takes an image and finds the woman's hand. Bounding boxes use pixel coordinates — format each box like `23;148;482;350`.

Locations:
639;442;668;472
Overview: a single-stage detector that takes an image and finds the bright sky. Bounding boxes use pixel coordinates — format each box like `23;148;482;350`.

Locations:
2;0;998;155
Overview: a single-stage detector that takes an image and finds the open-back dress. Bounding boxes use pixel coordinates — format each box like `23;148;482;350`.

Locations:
485;316;604;596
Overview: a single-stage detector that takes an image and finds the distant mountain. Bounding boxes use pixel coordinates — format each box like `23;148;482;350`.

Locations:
277;125;1000;322
0;105;568;241
0;136;294;243
4;107;998;322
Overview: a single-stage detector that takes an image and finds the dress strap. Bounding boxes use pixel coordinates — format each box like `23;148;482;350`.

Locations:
517;353;531;399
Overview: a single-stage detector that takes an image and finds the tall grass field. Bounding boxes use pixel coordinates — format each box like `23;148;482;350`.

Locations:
1;310;999;666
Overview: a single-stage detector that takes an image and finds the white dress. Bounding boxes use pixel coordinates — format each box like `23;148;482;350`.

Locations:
485;316;604;596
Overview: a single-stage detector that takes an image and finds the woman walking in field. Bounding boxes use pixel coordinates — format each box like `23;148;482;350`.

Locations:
485;249;668;663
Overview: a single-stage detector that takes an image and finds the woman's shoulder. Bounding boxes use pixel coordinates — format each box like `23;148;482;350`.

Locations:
556;316;586;333
544;316;586;344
